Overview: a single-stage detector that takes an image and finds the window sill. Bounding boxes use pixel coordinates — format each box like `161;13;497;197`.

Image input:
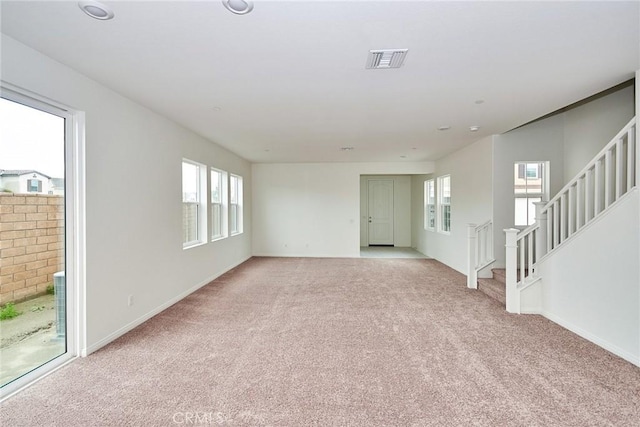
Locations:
230;231;243;237
210;236;227;243
183;241;206;250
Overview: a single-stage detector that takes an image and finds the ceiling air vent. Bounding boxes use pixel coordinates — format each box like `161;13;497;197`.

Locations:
366;49;408;69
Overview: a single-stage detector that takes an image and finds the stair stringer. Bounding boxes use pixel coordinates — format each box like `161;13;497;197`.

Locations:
531;189;639;366
518;277;542;314
477;260;495;279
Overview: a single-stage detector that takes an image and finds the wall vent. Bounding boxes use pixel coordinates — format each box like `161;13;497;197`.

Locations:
366;49;408;69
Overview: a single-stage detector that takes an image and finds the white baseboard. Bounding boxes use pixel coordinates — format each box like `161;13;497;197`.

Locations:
251;252;359;258
84;256;252;356
542;310;640;367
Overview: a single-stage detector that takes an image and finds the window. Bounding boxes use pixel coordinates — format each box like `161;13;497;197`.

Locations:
514;162;547;226
229;174;243;235
424;179;435;230
182;160;207;247
210;168;228;241
27;178;41;192
438;175;451;233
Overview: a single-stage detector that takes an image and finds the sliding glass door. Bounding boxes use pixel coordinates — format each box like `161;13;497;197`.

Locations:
0;89;77;396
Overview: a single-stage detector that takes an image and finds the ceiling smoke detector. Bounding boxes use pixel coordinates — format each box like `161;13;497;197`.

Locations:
78;1;114;20
366;49;408;69
222;0;254;15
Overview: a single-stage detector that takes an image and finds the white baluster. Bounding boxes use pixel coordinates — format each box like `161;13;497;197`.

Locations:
628;128;636;191
534;202;548;260
527;232;533;280
595;159;602;215
568;185;575;236
585;168;592;222
576;177;583;229
616;137;624;199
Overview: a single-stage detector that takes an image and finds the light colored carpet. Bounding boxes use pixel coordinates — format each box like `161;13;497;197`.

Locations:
359;246;428;259
1;257;638;426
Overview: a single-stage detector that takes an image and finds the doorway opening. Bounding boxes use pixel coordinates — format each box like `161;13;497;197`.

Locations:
359;175;427;259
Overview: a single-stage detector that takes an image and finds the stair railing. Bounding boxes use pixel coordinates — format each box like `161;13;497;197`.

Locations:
467;220;494;289
542;117;636;252
505;116;637;314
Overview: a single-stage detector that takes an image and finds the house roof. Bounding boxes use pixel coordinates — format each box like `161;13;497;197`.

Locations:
0;169;52;179
1;1;638;163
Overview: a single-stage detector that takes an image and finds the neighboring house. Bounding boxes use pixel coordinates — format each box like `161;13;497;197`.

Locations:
0;169;59;194
50;177;65;195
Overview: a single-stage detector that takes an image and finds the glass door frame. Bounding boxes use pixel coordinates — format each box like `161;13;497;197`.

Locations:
0;83;86;401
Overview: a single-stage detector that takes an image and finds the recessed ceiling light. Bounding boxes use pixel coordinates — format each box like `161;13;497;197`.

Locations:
222;0;254;15
400;155;407;158
475;100;485;105
438;126;451;131
78;1;114;20
469;125;480;132
340;147;354;151
212;107;222;112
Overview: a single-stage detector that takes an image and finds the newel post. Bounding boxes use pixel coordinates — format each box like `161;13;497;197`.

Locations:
504;228;520;314
533;201;548;262
467;224;477;289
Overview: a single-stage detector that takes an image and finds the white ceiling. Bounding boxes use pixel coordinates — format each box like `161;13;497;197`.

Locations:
1;1;639;163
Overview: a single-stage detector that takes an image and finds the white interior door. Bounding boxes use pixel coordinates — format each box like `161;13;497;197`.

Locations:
368;179;394;245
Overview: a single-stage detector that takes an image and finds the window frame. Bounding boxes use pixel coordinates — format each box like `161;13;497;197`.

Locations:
424;179;435;231
210;167;228;242
514;161;548;227
229;174;243;236
437;175;451;234
0;84;85;400
27;178;42;193
182;159;207;249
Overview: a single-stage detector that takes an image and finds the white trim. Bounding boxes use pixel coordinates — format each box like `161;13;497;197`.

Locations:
182;159;208;248
541;310;640;367
229;173;243;236
85;255;252;355
437;174;451;234
210;167;228;241
0;354;77;403
424;179;435;231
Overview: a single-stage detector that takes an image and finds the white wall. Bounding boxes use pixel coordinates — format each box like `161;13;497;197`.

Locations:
537;190;639;366
252;162;433;258
493;115;565;267
360;175;412;247
413;136;493;274
1;35;252;353
563;85;635;182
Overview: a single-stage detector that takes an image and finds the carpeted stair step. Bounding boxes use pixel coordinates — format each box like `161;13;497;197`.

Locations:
492;268;506;284
477;277;506;305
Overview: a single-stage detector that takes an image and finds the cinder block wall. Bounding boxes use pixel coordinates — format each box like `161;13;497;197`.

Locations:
0;193;64;304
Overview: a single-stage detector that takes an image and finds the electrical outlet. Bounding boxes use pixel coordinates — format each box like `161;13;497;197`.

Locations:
128;295;134;306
